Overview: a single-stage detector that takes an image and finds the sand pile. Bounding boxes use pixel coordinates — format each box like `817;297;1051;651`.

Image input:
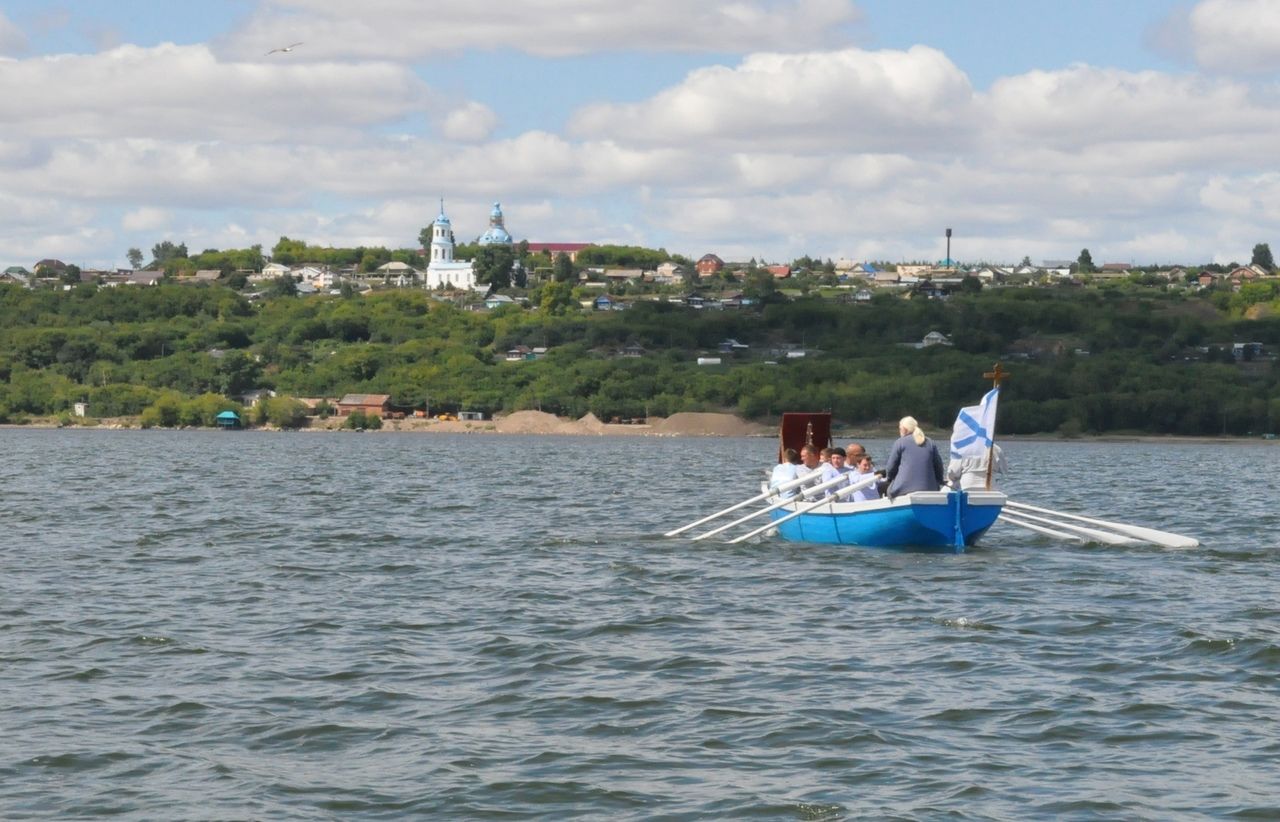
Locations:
650;412;770;437
576;412;607;434
494;410;579;434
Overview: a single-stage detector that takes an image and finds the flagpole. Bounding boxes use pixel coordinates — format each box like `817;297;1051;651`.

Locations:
982;363;1009;490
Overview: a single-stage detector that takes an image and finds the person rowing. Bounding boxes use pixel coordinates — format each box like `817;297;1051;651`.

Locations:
817;446;851;495
785;444;825;494
884;416;945;498
846;453;882;502
770;448;802;498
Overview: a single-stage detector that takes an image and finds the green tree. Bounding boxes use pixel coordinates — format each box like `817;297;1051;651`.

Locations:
473;244;515;291
1077;248;1095;274
151;241;188;265
741;269;779;303
553;253;576;283
127;247;144;269
271;236;307;266
538;281;577;314
262;396;309;428
269;274;298;297
343;409;382;430
1251;243;1274;270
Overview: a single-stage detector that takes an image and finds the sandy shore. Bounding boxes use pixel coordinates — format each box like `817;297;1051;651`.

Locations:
7;411;1273;443
357;411;772;437
8;410;773;437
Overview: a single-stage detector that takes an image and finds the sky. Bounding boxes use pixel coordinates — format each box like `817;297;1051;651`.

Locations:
3;0;1280;270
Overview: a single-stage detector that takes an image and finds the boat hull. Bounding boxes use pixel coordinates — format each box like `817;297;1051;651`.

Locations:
770;490;1005;552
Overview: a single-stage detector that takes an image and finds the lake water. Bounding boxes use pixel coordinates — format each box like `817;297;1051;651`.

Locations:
1;428;1276;819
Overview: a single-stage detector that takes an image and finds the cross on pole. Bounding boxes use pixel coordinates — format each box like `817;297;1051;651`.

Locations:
984;362;1009;390
981;363;1009;490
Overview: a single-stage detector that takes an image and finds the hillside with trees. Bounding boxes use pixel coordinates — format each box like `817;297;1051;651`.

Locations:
2;274;1278;436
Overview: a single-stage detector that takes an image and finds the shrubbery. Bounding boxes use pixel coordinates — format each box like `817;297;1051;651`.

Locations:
343;409;383;430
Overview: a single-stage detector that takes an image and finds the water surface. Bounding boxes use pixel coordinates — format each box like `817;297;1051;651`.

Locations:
1;429;1276;819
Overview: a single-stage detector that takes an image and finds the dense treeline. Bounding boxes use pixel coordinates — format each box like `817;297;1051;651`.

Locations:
1;281;1277;435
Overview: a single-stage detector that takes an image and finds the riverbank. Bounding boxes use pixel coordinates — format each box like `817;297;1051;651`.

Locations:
2;411;774;437
4;411;1274;444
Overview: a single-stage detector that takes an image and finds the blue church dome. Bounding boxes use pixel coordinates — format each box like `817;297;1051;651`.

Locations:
478;201;513;246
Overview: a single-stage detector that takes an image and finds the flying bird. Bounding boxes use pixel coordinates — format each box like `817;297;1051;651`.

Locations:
265;42;303;55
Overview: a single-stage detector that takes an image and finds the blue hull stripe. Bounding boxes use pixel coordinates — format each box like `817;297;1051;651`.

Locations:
770;491;1005;553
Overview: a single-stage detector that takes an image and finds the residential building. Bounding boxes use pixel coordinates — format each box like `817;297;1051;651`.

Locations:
336;393;392;416
696;253;724;278
525;242;590;262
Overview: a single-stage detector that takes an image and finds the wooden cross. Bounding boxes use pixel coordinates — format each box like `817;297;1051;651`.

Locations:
984;362;1009;390
982;363;1008;490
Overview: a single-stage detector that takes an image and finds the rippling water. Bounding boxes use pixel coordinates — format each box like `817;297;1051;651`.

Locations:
1;429;1276;819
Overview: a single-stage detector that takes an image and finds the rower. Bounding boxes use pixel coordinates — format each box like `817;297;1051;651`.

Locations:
769;448;802;498
817;447;850;493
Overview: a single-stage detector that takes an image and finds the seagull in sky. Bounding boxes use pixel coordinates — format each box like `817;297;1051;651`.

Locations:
265;42;303;55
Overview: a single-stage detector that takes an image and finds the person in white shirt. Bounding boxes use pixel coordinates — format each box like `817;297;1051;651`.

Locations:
818;447;851;492
769;448;802;497
947;444;1007;491
846;454;882;503
789;444;824;492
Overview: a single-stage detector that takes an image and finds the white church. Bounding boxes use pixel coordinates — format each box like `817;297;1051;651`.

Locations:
424;201;514;291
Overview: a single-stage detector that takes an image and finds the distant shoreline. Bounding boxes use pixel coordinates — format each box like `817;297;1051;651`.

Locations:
2;410;1274;445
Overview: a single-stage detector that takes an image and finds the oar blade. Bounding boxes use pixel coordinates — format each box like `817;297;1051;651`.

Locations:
1005;501;1199;550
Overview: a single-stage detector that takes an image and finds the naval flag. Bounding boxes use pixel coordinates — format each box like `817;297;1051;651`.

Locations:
950;386;999;459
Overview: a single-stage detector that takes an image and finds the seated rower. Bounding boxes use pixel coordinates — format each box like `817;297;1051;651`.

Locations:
816;446;850;494
846;454;882;503
783;444;823;493
769;448;802;497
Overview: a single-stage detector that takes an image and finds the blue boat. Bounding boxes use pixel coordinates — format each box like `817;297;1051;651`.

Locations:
769;490;1006;552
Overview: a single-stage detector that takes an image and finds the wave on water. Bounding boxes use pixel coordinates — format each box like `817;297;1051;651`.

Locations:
1;431;1278;818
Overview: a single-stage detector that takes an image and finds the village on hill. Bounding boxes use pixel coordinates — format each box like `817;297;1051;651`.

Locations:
4;202;1276;305
2;202;1278;438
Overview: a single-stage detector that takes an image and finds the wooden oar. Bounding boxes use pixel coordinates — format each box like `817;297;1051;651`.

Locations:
999;513;1086;542
728;474;880;545
690;471;851;541
1001;511;1135;544
664;469;822;537
1005;501;1199;549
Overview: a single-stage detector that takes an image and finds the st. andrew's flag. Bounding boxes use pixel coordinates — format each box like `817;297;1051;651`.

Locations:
950;387;999;459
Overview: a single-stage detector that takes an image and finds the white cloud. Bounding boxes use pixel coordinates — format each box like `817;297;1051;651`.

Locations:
0;43;431;142
122;207;173;232
440;102;499;142
223;0;862;60
985;65;1280;157
0;12;27;56
1188;0;1280;73
570;46;977;153
10;12;1280;271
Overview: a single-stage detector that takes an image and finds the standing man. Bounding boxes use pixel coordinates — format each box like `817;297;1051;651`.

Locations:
948;444;1007;490
884;416;945;497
